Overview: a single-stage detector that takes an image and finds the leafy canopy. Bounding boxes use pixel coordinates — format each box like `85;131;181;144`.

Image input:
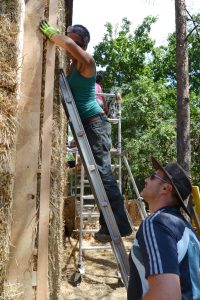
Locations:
93;15;200;192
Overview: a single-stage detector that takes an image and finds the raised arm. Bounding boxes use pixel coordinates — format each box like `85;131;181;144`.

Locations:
39;20;95;76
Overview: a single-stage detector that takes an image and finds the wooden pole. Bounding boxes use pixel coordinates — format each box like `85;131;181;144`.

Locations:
36;1;57;299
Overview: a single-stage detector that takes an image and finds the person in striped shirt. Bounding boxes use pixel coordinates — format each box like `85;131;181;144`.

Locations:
128;157;200;300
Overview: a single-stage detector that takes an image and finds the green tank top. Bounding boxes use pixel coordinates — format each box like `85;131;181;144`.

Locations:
68;67;103;120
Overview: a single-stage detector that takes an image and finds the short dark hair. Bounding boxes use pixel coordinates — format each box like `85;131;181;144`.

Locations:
67;24;90;49
96;74;103;84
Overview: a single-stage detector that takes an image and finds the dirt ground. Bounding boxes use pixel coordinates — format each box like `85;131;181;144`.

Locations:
60;233;135;300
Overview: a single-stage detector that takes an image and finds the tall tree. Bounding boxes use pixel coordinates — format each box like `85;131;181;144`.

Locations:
175;0;191;173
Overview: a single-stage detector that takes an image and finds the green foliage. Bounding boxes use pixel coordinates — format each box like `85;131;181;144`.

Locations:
121;77;177;191
190;92;200;183
93;17;157;90
93;15;200;192
187;14;200;92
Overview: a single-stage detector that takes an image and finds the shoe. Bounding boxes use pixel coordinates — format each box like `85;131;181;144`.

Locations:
121;230;133;237
94;229;133;243
95;226;109;235
94;232;111;243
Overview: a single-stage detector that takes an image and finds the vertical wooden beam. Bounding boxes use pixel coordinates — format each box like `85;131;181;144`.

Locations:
7;1;44;299
64;0;73;33
36;1;57;299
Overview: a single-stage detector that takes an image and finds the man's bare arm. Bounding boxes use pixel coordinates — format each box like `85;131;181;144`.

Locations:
143;273;181;300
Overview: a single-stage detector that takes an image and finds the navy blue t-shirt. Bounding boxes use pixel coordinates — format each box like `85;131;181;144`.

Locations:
128;206;200;300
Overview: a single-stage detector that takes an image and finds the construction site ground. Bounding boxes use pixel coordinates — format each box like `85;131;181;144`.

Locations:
60;233;135;300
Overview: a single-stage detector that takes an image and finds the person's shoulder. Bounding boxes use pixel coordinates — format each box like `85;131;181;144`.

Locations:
85;51;95;63
154;207;183;224
142;207;185;229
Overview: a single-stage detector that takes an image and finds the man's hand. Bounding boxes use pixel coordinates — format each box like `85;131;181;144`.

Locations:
39;20;60;39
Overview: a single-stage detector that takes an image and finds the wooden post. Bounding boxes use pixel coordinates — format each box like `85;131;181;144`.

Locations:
7;1;44;299
36;1;57;299
7;0;44;300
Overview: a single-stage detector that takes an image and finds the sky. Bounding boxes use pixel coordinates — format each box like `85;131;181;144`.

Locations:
73;0;199;53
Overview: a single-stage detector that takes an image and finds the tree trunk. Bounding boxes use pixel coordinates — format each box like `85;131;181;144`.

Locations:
175;0;191;173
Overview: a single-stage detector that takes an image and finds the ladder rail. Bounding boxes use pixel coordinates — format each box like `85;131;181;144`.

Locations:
78;163;85;271
123;155;148;220
59;69;130;288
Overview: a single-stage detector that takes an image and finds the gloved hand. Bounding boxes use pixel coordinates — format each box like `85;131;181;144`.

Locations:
39;20;60;39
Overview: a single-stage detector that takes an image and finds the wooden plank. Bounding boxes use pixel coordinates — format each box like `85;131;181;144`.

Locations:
7;1;44;299
36;1;58;299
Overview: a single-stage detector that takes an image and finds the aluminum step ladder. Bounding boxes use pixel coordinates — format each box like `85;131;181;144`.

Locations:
59;69;130;288
70;97;131;286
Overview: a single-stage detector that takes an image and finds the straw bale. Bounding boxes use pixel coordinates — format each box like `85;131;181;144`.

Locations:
0;15;19;92
47;2;67;296
0;63;17;92
125;200;142;226
63;196;75;236
0;1;20;23
48;99;67;300
1;282;23;300
0;0;21;297
0;172;14;296
0;90;18;170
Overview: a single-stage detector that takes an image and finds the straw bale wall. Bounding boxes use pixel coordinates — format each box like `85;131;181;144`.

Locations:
0;0;22;297
0;0;69;299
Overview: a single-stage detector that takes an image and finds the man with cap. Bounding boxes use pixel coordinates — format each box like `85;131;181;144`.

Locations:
39;21;132;242
128;157;200;300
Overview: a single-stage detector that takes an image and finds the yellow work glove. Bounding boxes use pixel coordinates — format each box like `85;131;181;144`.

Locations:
39;20;60;39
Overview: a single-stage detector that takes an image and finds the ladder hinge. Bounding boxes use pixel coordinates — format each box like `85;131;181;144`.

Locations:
101;201;108;206
88;165;96;171
112;237;121;245
77;130;84;137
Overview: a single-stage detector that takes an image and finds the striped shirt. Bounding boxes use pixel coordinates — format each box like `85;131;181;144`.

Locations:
127;206;200;300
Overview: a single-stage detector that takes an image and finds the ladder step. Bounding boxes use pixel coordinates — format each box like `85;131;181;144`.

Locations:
82;212;99;217
73;229;99;232
110;148;120;155
108;118;119;124
81;245;112;250
111;164;120;169
83;179;89;183
75;194;95;198
82;204;97;208
82;195;95;200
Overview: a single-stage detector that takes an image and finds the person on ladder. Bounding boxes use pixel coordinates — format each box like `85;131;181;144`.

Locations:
39;20;132;243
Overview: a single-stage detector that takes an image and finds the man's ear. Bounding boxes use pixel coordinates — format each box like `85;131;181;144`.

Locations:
161;183;173;194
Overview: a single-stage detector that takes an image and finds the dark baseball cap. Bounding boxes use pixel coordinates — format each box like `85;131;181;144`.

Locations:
152;157;192;217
